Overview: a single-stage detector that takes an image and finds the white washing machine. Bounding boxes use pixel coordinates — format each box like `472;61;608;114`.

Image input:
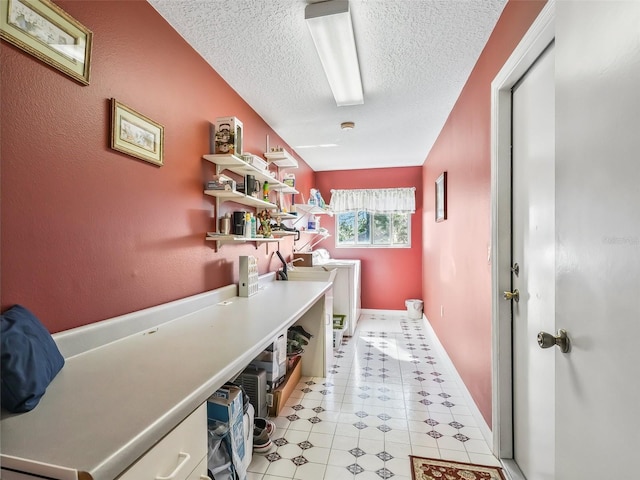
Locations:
312;249;361;337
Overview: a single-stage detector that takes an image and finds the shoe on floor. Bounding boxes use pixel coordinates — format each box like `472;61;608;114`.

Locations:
253;424;273;453
254;417;276;437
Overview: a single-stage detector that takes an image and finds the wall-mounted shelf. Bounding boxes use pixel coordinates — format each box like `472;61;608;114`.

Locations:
264;149;298;168
294;204;334;216
206;233;281;250
203;154;298;194
203;153;300;251
204;189;277;209
271;231;298;238
270;211;298;221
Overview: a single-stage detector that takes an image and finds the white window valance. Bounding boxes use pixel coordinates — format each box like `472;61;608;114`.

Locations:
329;187;416;214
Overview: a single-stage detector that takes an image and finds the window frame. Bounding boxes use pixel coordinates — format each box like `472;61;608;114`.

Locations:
335;210;411;248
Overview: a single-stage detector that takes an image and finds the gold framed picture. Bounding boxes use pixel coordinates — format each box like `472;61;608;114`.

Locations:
0;0;93;85
110;99;164;167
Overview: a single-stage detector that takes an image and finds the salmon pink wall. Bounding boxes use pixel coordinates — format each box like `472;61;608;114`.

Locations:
0;0;313;333
422;0;546;425
315;167;423;310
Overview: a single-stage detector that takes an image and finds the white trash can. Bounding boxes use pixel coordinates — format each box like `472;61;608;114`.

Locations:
405;299;423;319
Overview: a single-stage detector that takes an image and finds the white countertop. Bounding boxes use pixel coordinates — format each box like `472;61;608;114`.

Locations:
0;280;331;480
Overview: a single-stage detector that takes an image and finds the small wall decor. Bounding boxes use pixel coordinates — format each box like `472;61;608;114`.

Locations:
110;99;164;167
0;0;93;85
435;171;447;222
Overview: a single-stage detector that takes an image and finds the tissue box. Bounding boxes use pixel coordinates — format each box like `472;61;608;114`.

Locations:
214;116;243;155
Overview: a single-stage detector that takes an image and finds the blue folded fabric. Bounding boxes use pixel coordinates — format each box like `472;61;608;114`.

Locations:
1;305;65;413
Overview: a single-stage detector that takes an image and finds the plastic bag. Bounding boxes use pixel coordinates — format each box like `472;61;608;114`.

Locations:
207;420;234;480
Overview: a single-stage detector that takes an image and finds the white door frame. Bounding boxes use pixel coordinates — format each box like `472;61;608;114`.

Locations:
490;1;555;477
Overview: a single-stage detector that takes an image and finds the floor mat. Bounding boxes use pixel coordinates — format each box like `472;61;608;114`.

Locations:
410;455;506;480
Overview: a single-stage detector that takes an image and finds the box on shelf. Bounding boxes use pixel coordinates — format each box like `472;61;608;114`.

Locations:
249;352;284;391
206;174;236;191
307;216;319;231
213;116;243;155
265;149;298;168
268;355;302;417
283;173;296;188
240;153;268;172
207;385;247;480
249;331;286;390
239;256;258;297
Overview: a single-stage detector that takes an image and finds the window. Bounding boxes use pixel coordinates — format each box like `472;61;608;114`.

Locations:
331;187;415;248
336;211;411;247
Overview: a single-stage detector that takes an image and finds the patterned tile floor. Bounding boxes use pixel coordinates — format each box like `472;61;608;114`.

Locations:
247;312;500;480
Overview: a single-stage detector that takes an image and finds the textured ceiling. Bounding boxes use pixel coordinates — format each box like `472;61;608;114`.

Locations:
148;0;507;171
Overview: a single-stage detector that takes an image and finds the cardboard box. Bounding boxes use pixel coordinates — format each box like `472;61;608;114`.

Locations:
207;386;247;480
250;353;284;391
214;116;243;155
268;355;302;417
249;332;287;390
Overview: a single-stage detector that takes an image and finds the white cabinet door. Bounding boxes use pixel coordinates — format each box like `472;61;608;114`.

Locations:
186;457;210;480
117;404;207;480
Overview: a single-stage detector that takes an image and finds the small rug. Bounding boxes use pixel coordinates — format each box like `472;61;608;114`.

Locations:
410;456;506;480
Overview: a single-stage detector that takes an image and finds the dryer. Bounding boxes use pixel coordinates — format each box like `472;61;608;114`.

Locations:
312;249;361;337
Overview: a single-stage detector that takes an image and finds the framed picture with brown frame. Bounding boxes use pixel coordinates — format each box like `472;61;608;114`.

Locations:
0;0;93;85
435;171;447;222
110;99;164;167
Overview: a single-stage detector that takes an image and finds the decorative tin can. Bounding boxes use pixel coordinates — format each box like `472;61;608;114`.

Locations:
214;116;243;155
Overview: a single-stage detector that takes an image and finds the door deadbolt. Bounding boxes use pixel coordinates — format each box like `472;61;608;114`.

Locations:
511;263;520;276
537;329;570;353
503;289;519;302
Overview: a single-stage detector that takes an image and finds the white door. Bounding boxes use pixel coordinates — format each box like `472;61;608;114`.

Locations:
497;3;640;478
555;2;640;477
511;44;555;480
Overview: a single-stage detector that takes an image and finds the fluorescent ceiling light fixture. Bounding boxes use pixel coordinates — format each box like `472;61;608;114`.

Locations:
294;144;339;149
305;0;364;106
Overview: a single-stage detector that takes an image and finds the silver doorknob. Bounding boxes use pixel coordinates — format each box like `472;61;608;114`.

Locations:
537;329;570;353
503;289;519;302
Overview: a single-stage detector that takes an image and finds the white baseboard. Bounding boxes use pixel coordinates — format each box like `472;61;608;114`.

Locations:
360;308;405;316
500;459;526;480
421;315;493;448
